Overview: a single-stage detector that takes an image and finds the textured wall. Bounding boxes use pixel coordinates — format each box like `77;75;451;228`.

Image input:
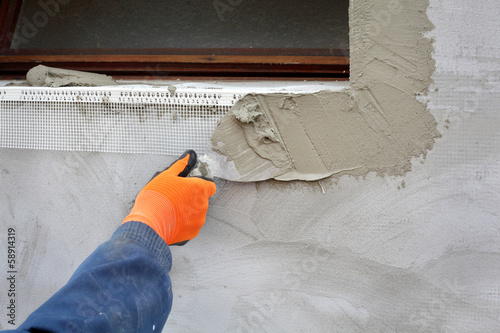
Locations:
1;0;500;331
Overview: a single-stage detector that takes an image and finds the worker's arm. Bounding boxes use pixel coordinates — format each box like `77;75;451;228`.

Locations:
6;222;173;333
2;150;216;333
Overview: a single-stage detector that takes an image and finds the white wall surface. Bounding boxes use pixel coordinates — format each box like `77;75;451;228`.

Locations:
1;0;499;331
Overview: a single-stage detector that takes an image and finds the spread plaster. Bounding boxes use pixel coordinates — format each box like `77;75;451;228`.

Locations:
211;0;440;182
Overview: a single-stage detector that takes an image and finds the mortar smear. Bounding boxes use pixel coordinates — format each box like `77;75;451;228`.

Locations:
27;65;117;87
210;0;440;181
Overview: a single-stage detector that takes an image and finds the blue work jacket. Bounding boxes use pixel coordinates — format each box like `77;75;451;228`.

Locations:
2;222;173;333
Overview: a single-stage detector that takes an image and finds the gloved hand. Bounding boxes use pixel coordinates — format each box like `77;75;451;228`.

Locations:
123;150;216;245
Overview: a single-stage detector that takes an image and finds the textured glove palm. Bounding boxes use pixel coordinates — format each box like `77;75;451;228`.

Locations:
123;150;216;245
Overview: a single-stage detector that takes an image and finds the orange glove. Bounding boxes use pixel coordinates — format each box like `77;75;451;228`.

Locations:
123;150;216;245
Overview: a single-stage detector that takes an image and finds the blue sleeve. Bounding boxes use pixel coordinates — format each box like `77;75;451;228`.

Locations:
2;222;173;333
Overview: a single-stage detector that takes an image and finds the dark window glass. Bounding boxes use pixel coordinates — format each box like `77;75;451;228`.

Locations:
13;0;348;52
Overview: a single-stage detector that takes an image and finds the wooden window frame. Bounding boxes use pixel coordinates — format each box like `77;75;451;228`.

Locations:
0;0;349;80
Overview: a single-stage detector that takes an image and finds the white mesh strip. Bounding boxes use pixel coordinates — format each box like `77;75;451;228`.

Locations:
0;87;241;155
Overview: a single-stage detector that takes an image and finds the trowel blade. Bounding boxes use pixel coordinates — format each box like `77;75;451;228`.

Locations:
194;147;283;182
199;147;242;181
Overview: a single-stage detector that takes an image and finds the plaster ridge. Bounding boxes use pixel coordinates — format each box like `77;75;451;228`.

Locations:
254;94;293;165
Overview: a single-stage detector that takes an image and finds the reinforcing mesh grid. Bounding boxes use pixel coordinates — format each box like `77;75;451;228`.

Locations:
0;87;240;155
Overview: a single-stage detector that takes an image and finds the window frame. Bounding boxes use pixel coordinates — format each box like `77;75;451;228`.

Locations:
0;0;349;80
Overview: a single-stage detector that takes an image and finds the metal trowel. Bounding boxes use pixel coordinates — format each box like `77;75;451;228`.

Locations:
188;147;242;181
189;146;286;182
